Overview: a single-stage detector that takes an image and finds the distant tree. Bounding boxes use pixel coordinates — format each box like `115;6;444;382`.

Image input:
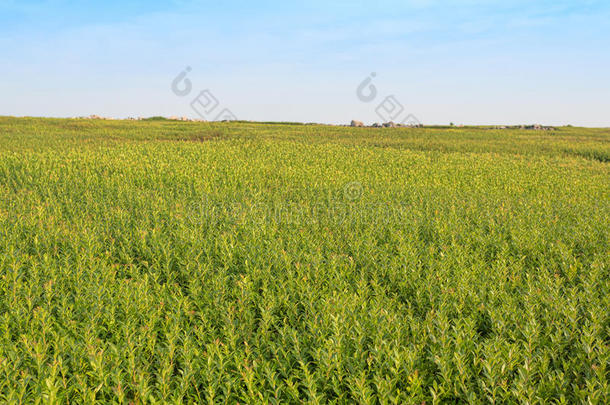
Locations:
143;116;170;121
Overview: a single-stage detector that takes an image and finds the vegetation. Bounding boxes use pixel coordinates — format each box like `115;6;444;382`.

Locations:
0;116;608;403
141;116;172;121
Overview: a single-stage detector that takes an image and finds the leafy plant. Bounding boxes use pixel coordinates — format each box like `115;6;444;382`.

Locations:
0;117;608;403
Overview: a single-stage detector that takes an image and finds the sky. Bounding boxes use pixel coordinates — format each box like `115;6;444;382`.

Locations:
1;0;609;126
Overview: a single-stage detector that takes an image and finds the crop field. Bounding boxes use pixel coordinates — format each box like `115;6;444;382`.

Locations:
0;116;609;403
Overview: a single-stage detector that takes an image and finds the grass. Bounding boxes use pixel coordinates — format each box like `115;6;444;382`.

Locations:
0;116;608;403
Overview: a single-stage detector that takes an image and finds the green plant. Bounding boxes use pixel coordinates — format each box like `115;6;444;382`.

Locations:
0;117;608;403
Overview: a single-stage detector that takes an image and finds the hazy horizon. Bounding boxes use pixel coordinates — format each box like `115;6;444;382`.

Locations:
2;115;609;129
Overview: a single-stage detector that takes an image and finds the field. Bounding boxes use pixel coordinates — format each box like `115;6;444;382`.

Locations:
0;116;608;403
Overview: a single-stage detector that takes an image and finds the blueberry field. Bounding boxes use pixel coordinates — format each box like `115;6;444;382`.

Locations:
0;117;608;403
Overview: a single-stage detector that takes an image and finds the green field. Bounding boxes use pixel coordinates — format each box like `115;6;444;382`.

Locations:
0;116;609;403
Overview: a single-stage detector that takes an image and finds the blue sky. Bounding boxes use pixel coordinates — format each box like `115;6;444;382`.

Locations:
1;0;609;125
